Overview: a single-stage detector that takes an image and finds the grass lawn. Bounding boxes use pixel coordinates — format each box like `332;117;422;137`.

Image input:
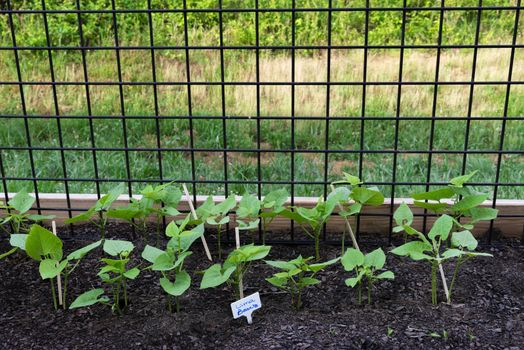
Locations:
0;48;522;198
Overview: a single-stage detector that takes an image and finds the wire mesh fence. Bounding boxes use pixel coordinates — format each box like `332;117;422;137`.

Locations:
0;0;522;241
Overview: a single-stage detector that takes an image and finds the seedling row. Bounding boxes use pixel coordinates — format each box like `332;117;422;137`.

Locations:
0;171;497;315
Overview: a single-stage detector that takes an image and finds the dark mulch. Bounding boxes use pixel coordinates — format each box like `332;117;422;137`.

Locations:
0;223;523;350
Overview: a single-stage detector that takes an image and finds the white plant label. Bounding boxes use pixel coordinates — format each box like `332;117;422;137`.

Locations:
230;292;262;325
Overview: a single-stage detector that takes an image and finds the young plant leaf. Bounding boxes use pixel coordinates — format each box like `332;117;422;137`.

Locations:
341;248;364;271
451;194;489;212
103;240;134;256
160;271;191;297
428;214;453;241
8;189;35;214
451;230;478;250
376;271;395;279
39;259;68;279
364;248;386;270
393;203;413;226
69;289;109;309
67;240;102;261
449;171;477;187
9;233;28;250
200;264;236;289
141;245;165;264
25;224;63;261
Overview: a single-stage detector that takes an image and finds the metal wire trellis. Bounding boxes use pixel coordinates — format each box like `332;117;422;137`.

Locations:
0;0;523;244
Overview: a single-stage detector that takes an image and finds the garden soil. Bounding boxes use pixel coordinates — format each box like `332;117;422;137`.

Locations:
1;223;522;349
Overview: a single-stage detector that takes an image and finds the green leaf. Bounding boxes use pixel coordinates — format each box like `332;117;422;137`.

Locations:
449;171;477;187
141;245;165;264
299;277;321;286
95;183;125;211
39;259;68;279
160;206;180;217
342;173;363;186
9;189;35;213
309;257;340;272
339;202;362;218
265;260;296;271
25;224;63;261
167;224;204;252
64;208;95;224
450;230;478;250
227;244;271;264
351;187;384;206
123;267;140;279
266;276;286;288
106;207;142;221
391;241;432;259
103;240;134;256
412;201;449;213
441;248;465;260
216;196;238;214
27;214;56;222
393;203;413;226
327;186;350;204
237;219;260;230
151;252;175;271
262;189;288;210
237;193;260;218
376;271;395;280
468;207;498;223
200;264;236;289
364;248;386;270
160;187;182;207
341;248;364;271
69;289;109;309
67;240;101;261
9;234;28;250
160;271;191;296
195;197;215;221
428;214;453;241
412;188;454;201
345;273;363;288
173;251;192;269
451;194;489;212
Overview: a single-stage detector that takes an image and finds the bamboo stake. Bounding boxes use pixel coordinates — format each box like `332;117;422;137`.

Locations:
182;184;212;262
235;227;244;299
51;221;63;306
329;184;360;251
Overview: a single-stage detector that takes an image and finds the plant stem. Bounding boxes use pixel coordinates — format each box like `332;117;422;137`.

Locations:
50;278;58;310
296;290;302;311
167;295;173;313
99;212;106;239
63;273;69;310
367;279;372;305
156;214;161;246
448;258;461;300
431;261;437;305
123;278;128;306
176;296;180;313
358;281;362;305
217;223;222;260
314;235;320;260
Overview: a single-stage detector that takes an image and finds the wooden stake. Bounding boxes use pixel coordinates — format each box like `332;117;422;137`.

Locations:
182;184;212;262
235;227;244;299
51;221;63;306
330;184;360;251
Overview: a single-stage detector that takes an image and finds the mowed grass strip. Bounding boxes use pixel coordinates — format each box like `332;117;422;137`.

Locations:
0;49;522;198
